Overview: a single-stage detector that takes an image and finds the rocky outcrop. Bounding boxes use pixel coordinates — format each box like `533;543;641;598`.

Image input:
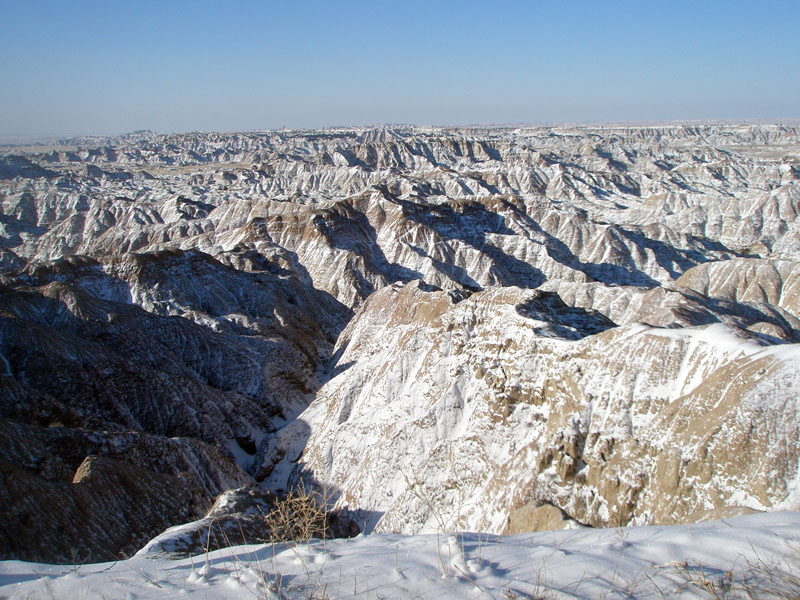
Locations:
1;455;206;563
0;247;348;562
0;419;251;563
261;281;800;534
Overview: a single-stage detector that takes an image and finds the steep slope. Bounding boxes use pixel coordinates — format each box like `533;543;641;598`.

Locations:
0;249;349;562
675;257;800;318
259;281;800;533
0;419;251;563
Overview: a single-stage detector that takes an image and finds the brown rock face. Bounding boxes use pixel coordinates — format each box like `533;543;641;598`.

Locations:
504;503;577;534
0;249;348;563
0;419;251;563
2;455;206;563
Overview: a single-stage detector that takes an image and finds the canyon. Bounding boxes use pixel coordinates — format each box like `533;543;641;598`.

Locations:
1;124;799;562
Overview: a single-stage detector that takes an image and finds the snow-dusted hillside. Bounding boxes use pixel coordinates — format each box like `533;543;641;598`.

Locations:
260;282;800;535
1;124;799;565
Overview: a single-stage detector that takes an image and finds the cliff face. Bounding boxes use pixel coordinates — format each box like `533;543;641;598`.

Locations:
1;124;799;559
0;419;252;562
259;281;800;534
0;247;348;562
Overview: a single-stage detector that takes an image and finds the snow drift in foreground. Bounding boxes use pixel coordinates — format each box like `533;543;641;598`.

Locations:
1;512;798;599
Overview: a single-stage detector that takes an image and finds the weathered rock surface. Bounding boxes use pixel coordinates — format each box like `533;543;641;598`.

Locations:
1;251;347;445
0;419;251;563
262;282;800;534
0;242;348;562
675;258;800;318
1;124;799;559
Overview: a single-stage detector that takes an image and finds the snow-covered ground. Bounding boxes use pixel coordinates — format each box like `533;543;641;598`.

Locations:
2;512;798;599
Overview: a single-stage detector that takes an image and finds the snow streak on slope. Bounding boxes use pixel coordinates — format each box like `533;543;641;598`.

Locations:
260;282;800;534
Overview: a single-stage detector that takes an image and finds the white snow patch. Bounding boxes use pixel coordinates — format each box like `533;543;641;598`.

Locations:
5;512;799;599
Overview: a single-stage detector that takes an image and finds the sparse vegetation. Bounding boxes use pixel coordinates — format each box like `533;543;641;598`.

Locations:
259;482;330;545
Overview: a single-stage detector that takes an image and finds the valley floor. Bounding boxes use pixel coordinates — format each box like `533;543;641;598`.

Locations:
1;511;798;599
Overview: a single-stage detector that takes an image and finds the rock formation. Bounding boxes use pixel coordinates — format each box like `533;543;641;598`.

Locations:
1;124;799;559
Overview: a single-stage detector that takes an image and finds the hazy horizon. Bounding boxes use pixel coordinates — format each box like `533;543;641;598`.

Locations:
5;118;800;144
2;0;798;137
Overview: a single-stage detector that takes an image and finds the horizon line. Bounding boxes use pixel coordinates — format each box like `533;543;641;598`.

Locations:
2;118;800;145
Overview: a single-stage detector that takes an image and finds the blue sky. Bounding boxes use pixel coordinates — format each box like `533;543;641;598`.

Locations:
1;0;798;135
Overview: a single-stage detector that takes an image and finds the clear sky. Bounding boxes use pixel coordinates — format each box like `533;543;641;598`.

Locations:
1;0;798;136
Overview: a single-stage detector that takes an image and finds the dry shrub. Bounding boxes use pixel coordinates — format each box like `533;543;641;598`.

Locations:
261;482;329;543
